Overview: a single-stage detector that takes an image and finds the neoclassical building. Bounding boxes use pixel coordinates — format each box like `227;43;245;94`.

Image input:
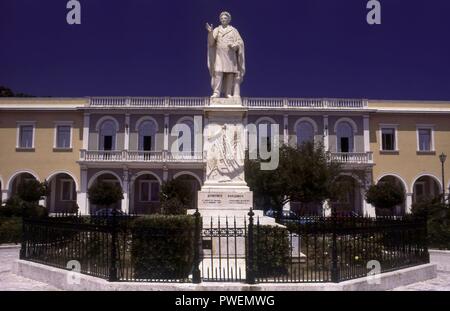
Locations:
1;97;449;216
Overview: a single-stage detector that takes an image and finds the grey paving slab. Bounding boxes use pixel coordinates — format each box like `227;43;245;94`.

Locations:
1;246;449;291
0;247;60;291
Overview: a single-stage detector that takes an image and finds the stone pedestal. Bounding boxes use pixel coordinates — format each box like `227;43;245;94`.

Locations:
195;97;276;226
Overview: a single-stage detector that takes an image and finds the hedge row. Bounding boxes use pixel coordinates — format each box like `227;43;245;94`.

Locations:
0;217;22;244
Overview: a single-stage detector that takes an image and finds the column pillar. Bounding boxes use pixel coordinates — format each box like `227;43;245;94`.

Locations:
363;115;370;153
124;113;130;151
363;201;376;217
77;167;88;214
406;193;413;214
323;200;331;217
1;189;8;203
194;115;203;154
283;114;288;145
163;165;169;182
122;167;129;214
82;113;90;150
362;168;376;217
323;115;329;151
164;114;169;151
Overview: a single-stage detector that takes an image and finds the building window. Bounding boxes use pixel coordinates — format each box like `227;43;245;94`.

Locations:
417;126;434;152
380;126;397;151
60;179;75;201
336;122;354;153
139;181;159;202
56;125;72;149
296;121;315;145
138;120;157;151
18;124;34;149
99;120;117;151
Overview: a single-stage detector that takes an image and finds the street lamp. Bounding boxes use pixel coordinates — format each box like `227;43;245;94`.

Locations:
439;152;447;202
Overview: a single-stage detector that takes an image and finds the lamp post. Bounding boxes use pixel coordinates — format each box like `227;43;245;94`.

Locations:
439;152;447;202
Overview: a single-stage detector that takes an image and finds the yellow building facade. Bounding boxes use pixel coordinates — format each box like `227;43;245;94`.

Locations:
1;97;449;216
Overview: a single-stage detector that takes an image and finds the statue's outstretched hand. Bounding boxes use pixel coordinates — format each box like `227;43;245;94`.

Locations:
205;23;213;32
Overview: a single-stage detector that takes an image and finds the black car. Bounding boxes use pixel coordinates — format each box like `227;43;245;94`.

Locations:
265;209;318;225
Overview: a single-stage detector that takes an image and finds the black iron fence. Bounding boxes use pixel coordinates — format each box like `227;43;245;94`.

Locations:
20;209;429;284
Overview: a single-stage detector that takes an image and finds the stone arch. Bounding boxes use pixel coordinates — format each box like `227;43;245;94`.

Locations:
376;173;409;193
45;171;79;213
134;116;159;132
411;173;442;203
293;117;319;134
88;170;123;189
94;116;120;132
46;170;79;192
333;117;358;134
410;173;442;194
376;174;407;216
173;171;202;186
6;169;40;193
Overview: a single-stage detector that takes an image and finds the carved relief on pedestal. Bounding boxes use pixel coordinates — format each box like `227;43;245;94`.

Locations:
205;121;245;184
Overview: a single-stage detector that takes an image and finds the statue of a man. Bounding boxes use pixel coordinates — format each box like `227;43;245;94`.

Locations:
206;12;245;99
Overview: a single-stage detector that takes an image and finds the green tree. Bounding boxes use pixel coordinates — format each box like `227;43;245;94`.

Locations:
0;86;33;97
159;179;192;215
0;86;14;97
245;142;342;214
412;196;450;250
365;181;405;216
17;179;50;203
88;182;123;208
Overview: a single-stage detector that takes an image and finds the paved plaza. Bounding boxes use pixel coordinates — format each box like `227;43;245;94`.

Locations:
0;246;449;291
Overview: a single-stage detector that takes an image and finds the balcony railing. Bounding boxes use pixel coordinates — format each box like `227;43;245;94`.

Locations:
88;97;368;109
80;150;372;165
329;152;373;164
80;150;205;163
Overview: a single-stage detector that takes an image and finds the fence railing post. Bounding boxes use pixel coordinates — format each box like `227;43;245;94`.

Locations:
19;214;26;259
423;214;430;263
331;208;339;283
109;207;118;282
246;208;256;284
192;208;202;283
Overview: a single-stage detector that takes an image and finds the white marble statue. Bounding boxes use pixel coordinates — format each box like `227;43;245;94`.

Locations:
206;11;245;98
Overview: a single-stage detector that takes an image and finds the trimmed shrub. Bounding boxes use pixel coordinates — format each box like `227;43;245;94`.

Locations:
161;198;187;215
365;181;405;216
0;217;22;244
1;196;48;218
254;225;290;277
130;215;195;279
88;182;123;207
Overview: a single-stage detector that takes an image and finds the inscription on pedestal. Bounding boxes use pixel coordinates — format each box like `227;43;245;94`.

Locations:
198;191;252;209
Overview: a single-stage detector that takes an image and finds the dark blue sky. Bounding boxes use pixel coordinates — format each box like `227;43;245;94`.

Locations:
1;0;449;100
